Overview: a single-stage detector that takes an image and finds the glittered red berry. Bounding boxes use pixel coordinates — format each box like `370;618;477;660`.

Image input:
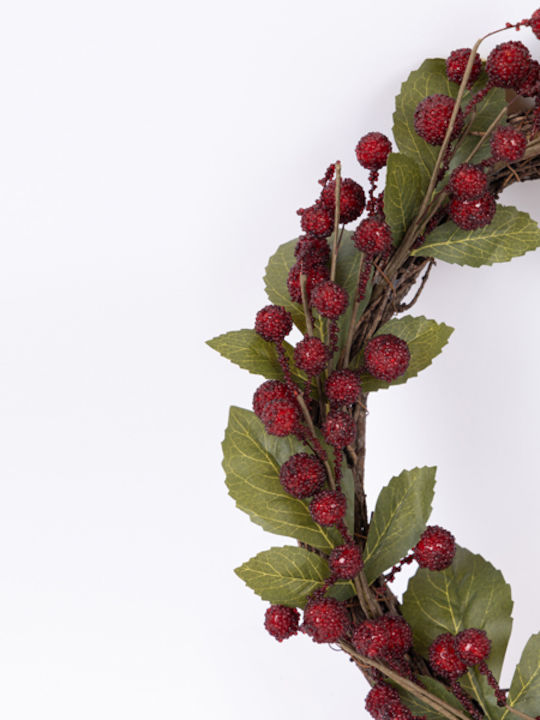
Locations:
414;94;464;146
446;48;482;85
302;596;348;643
352;217;393;255
294;235;330;267
329;543;363;579
253;380;295;419
260;398;300;437
486;41;531;89
311;280;348;320
365;683;403;720
356;132;392;171
531;8;540;39
490;126;527;163
325;370;362;406
280;453;326;498
456;629;491;666
287;262;329;303
414;525;456;571
429;633;467;679
364;334;410;382
517;59;540;98
448;163;488;201
298;204;334;238
323;410;355;448
255;305;293;342
264;604;300;642
294;336;328;376
310;490;347;526
353;616;412;659
449;192;496;231
320;178;366;224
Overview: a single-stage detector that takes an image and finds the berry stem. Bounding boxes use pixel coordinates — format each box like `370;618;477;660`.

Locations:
300;272;315;337
330;160;342;281
294;393;335;489
341;253;366;368
449;680;483;720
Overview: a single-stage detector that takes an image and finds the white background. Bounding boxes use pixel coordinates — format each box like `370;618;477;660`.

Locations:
0;0;539;718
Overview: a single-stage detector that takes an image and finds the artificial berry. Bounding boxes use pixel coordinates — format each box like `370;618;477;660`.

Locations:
446;48;482;85
329;543;363;579
516;59;540;97
311;280;348;320
320;178;366;224
260;398;300;437
353;616;412;659
414;525;456;571
253;380;295;419
490;126;527;163
323;410;355;448
448;163;488;201
486;41;531;89
255;305;293;342
456;628;491;666
429;633;467;679
325;370;362;406
310;490;347;526
365;683;404;720
264;605;300;642
356;132;393;171
302;596;348;643
364;334;410;382
294;235;331;267
298;204;334;238
531;8;540;39
280;453;327;498
294;336;328;376
449;192;496;231
414;94;464;146
352;217;393;255
287;262;329;303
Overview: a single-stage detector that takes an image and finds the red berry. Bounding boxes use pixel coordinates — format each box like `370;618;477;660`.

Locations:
294;336;328;376
448;163;488;201
325;370;362;406
264;605;300;642
329;543;363;579
323;410;355;448
356;132;393;171
320;178;366;224
311;280;348;320
531;9;540;39
280;453;326;498
302;596;348;643
516;59;540;97
352;217;393;255
366;683;407;720
353;616;412;659
449;192;496;231
486;41;531;89
490;126;527;163
310;490;347;526
456;628;491;666
253;380;295;419
429;633;467;679
414;525;456;571
298;204;334;238
287;262;329;303
364;334;410;382
255;305;293;342
446;48;482;85
260;398;300;437
414;94;464;146
294;235;330;267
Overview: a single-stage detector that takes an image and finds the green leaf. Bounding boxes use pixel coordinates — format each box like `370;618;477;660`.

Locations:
264;238;308;334
223;406;351;552
384;153;424;245
353;315;454;392
412;205;540;267
363;466;436;584
503;633;540;720
396;676;465;720
402;546;513;717
235;545;355;607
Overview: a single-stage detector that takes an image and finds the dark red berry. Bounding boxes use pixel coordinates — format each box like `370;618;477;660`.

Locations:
294;235;330;267
329;543;363;579
449;192;496;231
320;178;366;224
356;132;392;170
531;9;540;40
264;604;300;642
414;525;456;571
253;380;295;419
456;629;491;666
298;204;334;238
310;490;347;526
516;59;540;97
429;633;467;679
490;126;527;163
323;410;355;448
311;280;348;320
365;683;406;720
302;596;348;643
446;48;482;85
364;334;410;382
260;398;300;437
280;453;326;498
486;41;531;89
448;163;488;201
414;94;464;146
294;336;328;376
255;305;293;342
353;616;412;659
325;370;362;406
287;262;329;303
352;217;393;255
